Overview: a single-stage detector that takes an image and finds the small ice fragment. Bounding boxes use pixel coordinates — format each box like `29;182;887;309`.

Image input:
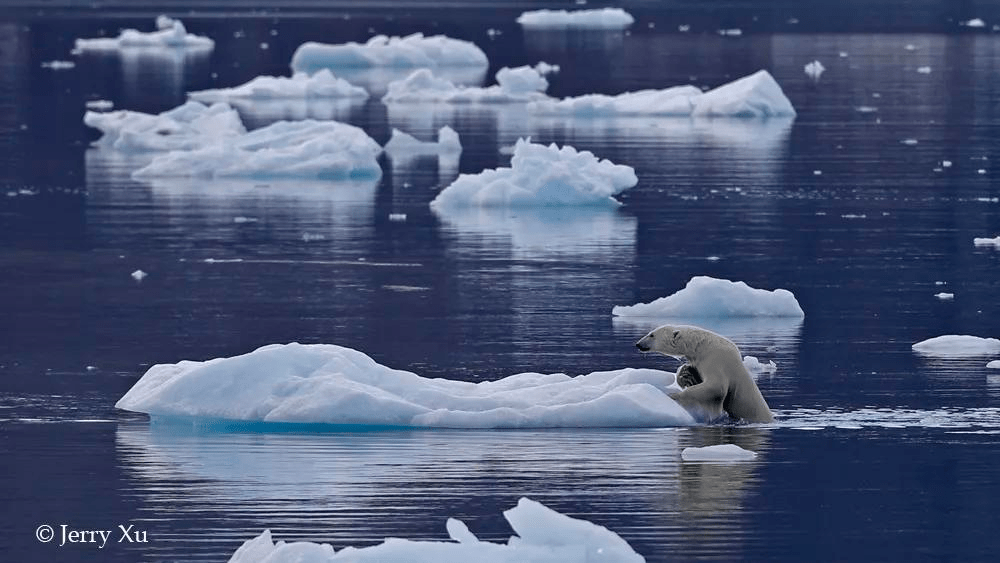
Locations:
705;256;721;261
987;360;1000;369
935;292;954;300
648;22;655;29
233;216;258;224
973;236;1000;248
301;233;326;242
978;169;987;175
872;92;881;98
534;61;560;75
963;18;986;28
678;24;690;32
388;213;407;221
682;444;757;461
839;51;848;57
935;281;946;285
856;106;878;113
942;160;952;167
804;60;825;79
131;269;147;281
901;138;918;145
486;28;501;38
917;66;932;74
813;170;822;175
787;17;799;24
743;356;777;373
904;44;917;51
41;60;76;69
259;42;268;50
86;366;98;372
841;214;866;219
446;518;479;543
717;28;743;36
85;99;114;110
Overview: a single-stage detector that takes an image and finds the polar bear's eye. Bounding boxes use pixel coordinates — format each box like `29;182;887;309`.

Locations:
672;330;680;339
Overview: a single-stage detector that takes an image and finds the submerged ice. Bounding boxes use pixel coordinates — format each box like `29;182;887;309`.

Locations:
612;276;805;319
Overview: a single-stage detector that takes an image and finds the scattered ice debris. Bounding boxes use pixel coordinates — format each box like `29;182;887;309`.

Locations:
388;213;407;221
516;8;635;30
534;61;560;75
85;101;246;152
855;106;878;113
803;60;825;80
430;138;637;209
912;335;1000;357
290;33;488;74
41;60;75;69
233;216;258;224
901;138;918;145
743;356;777;374
133;119;383;181
717;28;743;36
385;126;462;156
917;66;932;74
227;498;645;563
963;18;986;28
528;70;795;118
382;66;549;103
681;444;757;461
74;16;214;51
612;276;805;319
988;360;1000;369
973;236;1000;248
115;342;694;427
935;293;954;300
841;214;866;219
130;269;147;281
188;70;369;103
85;99;114;111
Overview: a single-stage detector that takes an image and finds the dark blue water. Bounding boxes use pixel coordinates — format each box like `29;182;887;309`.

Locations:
2;3;1000;562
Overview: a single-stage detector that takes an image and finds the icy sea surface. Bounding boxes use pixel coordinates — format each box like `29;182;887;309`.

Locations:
2;2;1000;562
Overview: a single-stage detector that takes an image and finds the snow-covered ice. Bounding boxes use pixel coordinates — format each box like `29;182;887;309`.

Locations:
743;356;777;374
516;8;635;30
116;342;694;428
74;16;214;51
804;60;825;79
612;276;805;319
382;66;549;103
227;497;645;563
188;70;369;103
681;444;757;461
290;33;488;74
912;335;1000;357
385;126;462;156
85;101;246;152
973;236;1000;248
429;138;637;209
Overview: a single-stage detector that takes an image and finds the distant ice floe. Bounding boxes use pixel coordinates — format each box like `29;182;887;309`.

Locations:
681;444;757;461
743;356;777;374
85;101;246;152
382;66;549;103
86;99;114;111
188;69;369;103
227;498;645;563
429;138;637;209
912;335;1000;357
528;70;796;118
74;16;214;51
962;18;986;28
516;8;635;30
612;276;805;319
290;33;488;74
385;126;462;157
803;60;825;80
116;342;694;428
988;360;1000;369
41;60;76;69
973;236;1000;248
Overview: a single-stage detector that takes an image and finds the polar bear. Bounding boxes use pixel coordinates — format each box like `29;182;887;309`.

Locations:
635;324;774;423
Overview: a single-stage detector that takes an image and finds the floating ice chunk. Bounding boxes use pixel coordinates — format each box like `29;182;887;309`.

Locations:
935;292;954;300
75;16;214;51
85;99;114;111
717;28;743;36
534;61;560;75
681;444;757;461
227;498;645;563
973;236;1000;248
855;106;878;113
691;70;795;117
290;33;488;74
516;8;635;30
131;269;147;281
382;66;549;103
963;18;986;28
912;335;1000;357
839;51;849;57
942;160;952;167
85;101;246;152
41;60;76;69
612;276;805;319
917;66;932;74
388;213;407;221
429;138;637;209
385;126;462;156
188;70;369;103
901;138;918;145
988;360;1000;369
115;342;693;428
678;24;691;33
133;120;383;181
803;60;825;80
743;356;777;374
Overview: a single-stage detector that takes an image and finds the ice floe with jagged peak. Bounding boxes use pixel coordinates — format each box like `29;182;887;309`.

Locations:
227;498;645;563
528;70;796;118
85;101;246;152
290;33;488;75
74;15;214;51
516;8;635;30
382;66;549;103
132;120;382;181
612;276;805;319
385;126;462;157
912;335;1000;357
681;444;758;462
188;70;368;103
429;138;637;209
115;342;694;428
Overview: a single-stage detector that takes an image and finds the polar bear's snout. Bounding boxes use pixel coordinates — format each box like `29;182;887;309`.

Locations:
635;335;652;351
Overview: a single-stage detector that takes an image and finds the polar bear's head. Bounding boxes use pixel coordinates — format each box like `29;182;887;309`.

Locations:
635;324;690;358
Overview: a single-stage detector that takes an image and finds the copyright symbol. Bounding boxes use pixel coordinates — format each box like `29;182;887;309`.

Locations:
36;524;54;543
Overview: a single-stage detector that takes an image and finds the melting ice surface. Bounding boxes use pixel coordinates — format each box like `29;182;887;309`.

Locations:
115;343;694;428
188;70;369;103
74;16;214;51
227;498;644;563
382;66;550;103
516;8;635;30
911;335;1000;357
612;276;805;319
429;138;637;209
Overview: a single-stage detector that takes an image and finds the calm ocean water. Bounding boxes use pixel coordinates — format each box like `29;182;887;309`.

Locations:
2;1;1000;561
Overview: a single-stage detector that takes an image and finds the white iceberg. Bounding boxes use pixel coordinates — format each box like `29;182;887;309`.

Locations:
743;356;777;374
612;276;805;319
133;120;383;180
912;335;1000;357
988;360;1000;369
85;101;246;152
74;16;214;51
973;236;1000;248
227;498;645;563
188;70;369;103
382;66;549;103
384;126;462;156
115;342;693;428
516;8;635;30
528;70;796;118
963;18;986;28
290;33;488;74
681;444;757;461
429;138;637;209
804;60;825;80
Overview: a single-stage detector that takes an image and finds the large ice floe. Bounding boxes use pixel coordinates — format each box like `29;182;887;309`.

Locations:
227;498;645;563
291;33;488;74
429;138;637;209
115;343;694;428
516;8;636;30
74;15;214;51
382;66;550;103
912;335;1000;357
612;276;805;319
188;70;369;103
528;70;796;118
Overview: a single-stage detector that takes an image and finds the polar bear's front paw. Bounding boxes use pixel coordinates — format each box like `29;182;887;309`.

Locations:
676;364;702;388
